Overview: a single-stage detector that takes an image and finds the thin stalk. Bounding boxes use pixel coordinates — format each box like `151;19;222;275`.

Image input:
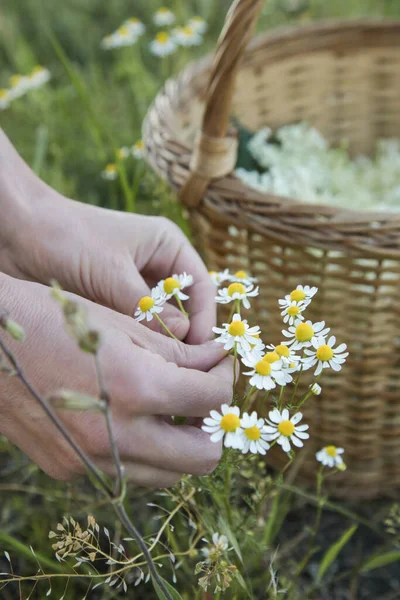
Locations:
154;313;179;341
175;294;188;317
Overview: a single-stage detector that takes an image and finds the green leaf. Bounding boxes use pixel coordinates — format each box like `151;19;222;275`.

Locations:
263;490;292;547
218;516;243;563
152;576;184;600
317;525;357;582
361;550;400;572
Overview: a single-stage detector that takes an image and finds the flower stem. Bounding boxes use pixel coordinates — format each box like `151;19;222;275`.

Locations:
175;294;188;317
242;385;256;413
232;343;238;401
154;313;179;341
290;364;303;403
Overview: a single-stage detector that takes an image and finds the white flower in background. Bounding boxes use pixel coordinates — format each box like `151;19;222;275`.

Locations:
309;382;322;395
113;26;138;48
123;17;146;36
28;66;51;89
302;335;348;376
267;343;301;367
280;300;306;325
8;74;30;99
188;16;208;34
215;282;259;310
279;285;318;309
238;412;270;455
241;350;289;390
201;533;229;562
157;273;193;301
228;270;258;286
316;446;344;468
149;32;177;56
282;320;330;351
116;146;130;160
0;89;10;110
100;34;115;50
101;163;118;180
153;7;176;26
264;408;309;452
202;404;243;449
172;26;202;47
134;289;166;323
208;269;230;286
132;139;145;159
213;314;261;357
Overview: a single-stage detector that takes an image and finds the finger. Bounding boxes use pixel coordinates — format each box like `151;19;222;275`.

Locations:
140;222;216;345
94;459;183;488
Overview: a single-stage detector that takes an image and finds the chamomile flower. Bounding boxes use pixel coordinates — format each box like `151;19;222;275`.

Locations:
267;343;301;367
229;270;258;286
149;32;177;56
188;16;208;34
281;285;318;308
123;18;146;36
215;282;259;310
202;404;243;448
8;74;29;99
0;89;10;110
209;269;230;286
264;408;309;452
114;26;138;48
116;146;130;160
213;314;261;357
239;412;270;455
134;289;166;323
302;335;348;376
101;163;118;180
316;446;344;468
132;139;145;159
28;66;51;89
282;320;330;351
153;7;176;26
242;351;288;390
157;273;193;301
280;300;306;325
172;26;202;47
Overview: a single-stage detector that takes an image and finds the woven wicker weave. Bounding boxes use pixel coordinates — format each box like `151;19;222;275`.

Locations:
143;1;400;499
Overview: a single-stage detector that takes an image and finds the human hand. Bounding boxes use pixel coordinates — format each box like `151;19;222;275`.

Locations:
0;130;215;344
0;274;232;487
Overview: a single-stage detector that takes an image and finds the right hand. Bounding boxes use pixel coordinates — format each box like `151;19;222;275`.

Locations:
0;274;233;488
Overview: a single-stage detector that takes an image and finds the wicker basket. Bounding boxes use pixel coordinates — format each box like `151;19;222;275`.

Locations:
143;0;400;499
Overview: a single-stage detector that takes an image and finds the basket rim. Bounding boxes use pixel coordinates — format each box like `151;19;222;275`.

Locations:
144;18;400;255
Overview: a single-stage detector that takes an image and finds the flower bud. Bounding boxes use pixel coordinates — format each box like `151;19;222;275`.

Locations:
337;461;347;472
79;330;101;354
0;315;25;341
310;382;322;396
50;390;105;412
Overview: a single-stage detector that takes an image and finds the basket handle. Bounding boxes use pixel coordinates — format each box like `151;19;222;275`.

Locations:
179;0;264;208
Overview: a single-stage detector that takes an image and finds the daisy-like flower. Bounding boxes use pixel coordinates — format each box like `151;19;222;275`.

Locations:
149;32;177;57
267;343;301;367
201;533;229;562
188;16;208;34
282;320;330;352
209;269;230;287
153;7;176;26
280;300;306;325
215;282;259;310
28;66;51;89
116;146;130;160
281;285;318;308
228;270;258;286
100;34;116;50
302;335;348;376
202;404;243;449
134;289;166;323
0;89;10;110
8;74;30;99
123;18;146;36
101;163;118;180
239;412;270;455
132;139;145;159
242;350;288;390
213;314;261;357
316;445;344;468
310;382;322;395
264;408;309;452
157;273;193;301
113;26;138;48
172;26;202;47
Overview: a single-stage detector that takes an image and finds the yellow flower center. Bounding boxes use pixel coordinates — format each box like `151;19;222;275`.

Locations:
255;360;271;376
278;420;295;437
209;270;217;276
118;26;129;36
227;283;246;296
228;320;245;337
135;140;143;150
192;16;203;22
164;277;180;294
290;289;306;302
325;445;337;457
316;345;334;361
263;351;280;364
235;270;247;279
10;75;22;87
156;31;169;44
295;323;314;342
158;7;169;13
288;306;300;316
289;362;296;368
105;163;117;173
220;413;240;433
0;89;8;98
127;18;140;24
245;426;261;441
139;296;155;312
275;344;290;358
183;26;194;35
31;65;44;74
